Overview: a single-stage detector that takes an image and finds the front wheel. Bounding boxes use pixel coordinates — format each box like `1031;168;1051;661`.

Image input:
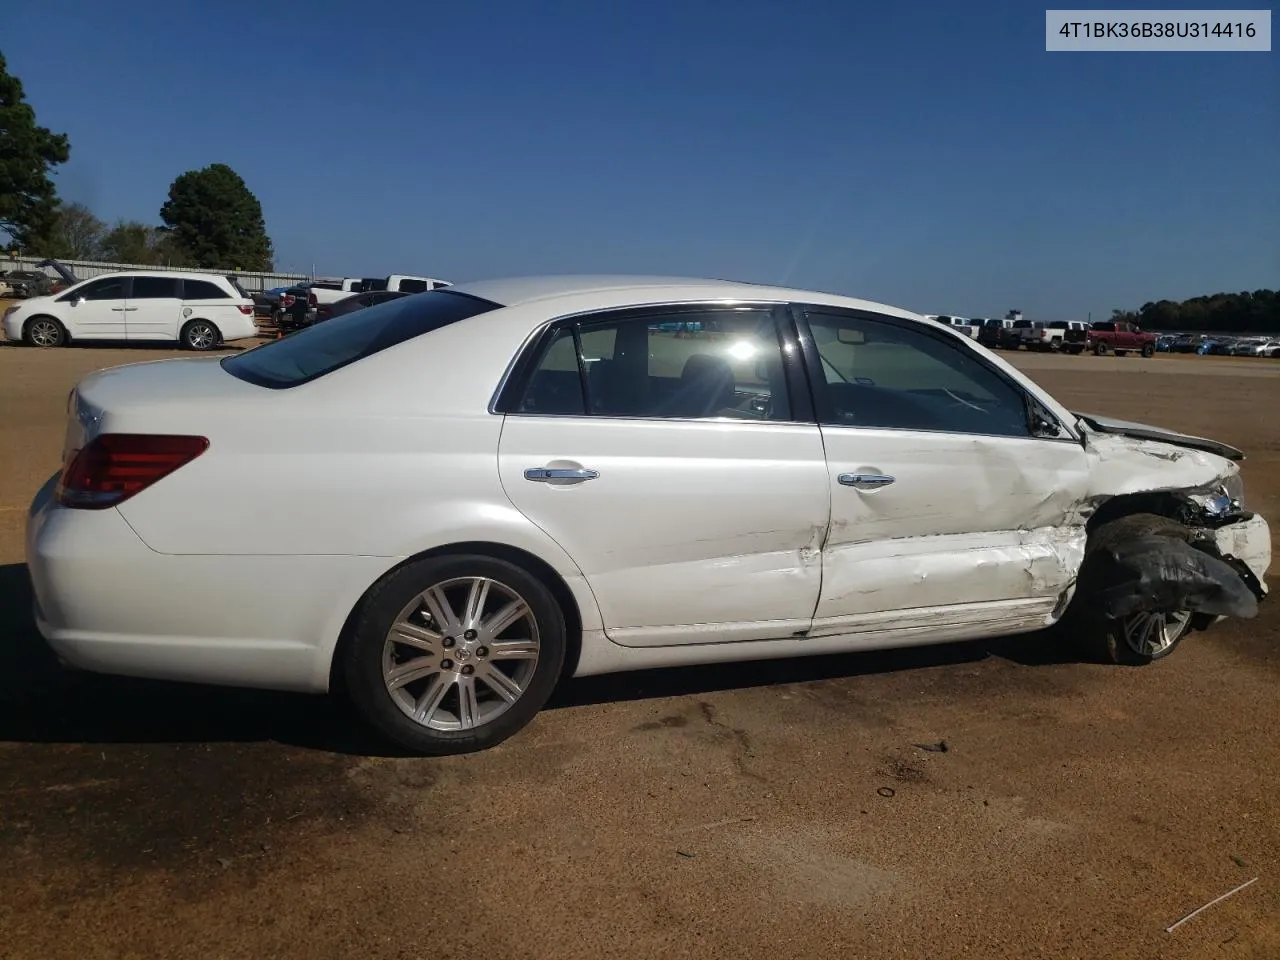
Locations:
181;319;220;351
342;554;567;755
1062;514;1197;666
1093;342;1108;356
24;316;66;348
1141;343;1155;357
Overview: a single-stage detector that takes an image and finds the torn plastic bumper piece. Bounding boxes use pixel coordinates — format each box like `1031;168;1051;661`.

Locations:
1093;534;1260;621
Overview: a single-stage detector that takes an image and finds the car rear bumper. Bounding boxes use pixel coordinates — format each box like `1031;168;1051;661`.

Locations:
25;474;395;693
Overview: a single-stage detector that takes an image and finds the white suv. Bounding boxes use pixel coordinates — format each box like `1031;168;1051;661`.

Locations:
2;271;259;351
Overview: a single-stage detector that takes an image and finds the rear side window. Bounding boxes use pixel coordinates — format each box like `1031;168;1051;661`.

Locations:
221;290;502;388
130;275;180;299
225;276;251;298
183;279;230;300
398;278;431;293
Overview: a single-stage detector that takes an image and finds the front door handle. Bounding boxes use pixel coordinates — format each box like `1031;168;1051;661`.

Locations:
524;467;599;484
838;473;895;489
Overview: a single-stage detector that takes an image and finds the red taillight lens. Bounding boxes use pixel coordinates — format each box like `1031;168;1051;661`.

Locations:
237;304;253;315
282;294;295;308
308;292;318;307
57;434;209;509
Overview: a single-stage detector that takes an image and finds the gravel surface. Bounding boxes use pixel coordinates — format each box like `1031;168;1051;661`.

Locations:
1;341;1277;959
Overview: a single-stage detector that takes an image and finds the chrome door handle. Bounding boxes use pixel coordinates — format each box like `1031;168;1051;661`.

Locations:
524;467;599;483
110;307;125;311
838;473;895;489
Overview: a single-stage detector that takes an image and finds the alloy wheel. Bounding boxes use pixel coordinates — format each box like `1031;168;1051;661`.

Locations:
187;323;216;350
381;576;541;731
30;320;61;347
1121;610;1192;658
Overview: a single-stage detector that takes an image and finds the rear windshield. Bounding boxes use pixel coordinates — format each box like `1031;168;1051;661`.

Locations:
1048;321;1068;328
221;290;502;389
1012;320;1032;328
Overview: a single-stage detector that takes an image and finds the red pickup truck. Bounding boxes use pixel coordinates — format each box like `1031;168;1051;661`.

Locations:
1086;320;1157;357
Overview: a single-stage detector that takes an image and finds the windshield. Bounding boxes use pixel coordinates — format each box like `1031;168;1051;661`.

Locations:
221;290;502;388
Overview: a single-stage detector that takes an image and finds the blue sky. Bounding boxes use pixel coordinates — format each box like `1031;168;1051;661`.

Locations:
5;0;1276;319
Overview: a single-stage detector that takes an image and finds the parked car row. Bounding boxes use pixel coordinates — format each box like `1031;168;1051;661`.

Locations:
271;274;451;332
1156;333;1280;357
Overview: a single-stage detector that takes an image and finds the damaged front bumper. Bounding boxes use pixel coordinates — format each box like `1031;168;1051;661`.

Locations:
1211;513;1271;602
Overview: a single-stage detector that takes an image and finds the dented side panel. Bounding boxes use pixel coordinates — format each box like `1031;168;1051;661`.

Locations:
816;428;1092;622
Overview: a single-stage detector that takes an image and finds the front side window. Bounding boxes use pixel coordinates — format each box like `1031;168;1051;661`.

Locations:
804;310;1032;438
130;275;179;299
72;276;126;301
183;279;230;301
222;289;502;389
514;307;793;421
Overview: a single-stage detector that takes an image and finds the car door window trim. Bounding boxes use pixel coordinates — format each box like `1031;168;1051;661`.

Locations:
492;300;815;425
791;303;1081;445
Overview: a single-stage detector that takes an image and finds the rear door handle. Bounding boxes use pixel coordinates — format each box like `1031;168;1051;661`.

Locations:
524;467;599;484
838;473;895;489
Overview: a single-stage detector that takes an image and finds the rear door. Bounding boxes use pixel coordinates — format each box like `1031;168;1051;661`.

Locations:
496;303;830;647
58;275;128;338
123;274;182;340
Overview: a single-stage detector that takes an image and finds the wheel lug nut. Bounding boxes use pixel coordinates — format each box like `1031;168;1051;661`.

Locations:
476;646;488;658
461;664;474;676
441;659;453;670
464;629;477;640
442;637;455;648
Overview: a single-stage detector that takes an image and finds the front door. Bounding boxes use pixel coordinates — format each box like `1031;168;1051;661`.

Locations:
123;274;182;340
797;305;1091;643
59;275;127;338
497;304;829;647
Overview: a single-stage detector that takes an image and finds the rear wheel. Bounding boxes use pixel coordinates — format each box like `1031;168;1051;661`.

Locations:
1141;343;1155;357
24;316;66;348
181;319;219;351
342;554;566;755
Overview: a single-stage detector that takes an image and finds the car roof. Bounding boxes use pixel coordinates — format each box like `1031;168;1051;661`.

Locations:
82;270;239;283
444;274;923;320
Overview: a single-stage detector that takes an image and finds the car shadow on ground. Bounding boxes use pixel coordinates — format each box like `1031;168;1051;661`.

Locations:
0;562;1082;756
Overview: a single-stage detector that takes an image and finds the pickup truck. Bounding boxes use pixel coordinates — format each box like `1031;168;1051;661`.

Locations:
926;314;978;339
1020;319;1091;354
1087;320;1157;357
360;275;451;294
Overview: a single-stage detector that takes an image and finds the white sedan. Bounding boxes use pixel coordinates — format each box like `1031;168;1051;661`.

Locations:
2;270;259;350
26;276;1271;754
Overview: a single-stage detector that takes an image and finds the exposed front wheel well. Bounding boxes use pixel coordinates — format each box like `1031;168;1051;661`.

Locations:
328;541;584;694
1086;492;1190;534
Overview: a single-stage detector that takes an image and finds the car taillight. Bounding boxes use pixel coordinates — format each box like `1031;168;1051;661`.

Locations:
282;294;295;308
308;292;318;307
237;304;253;315
57;434;209;510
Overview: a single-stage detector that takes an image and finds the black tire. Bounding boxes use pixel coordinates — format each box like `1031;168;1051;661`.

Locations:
1061;514;1196;666
180;319;220;351
1141;343;1155;358
23;316;66;348
1094;342;1108;356
342;553;567;755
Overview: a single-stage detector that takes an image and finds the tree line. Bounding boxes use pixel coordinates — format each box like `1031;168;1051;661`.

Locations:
1109;289;1280;335
0;51;273;271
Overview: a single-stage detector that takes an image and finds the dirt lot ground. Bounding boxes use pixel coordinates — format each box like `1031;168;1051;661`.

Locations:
0;340;1278;960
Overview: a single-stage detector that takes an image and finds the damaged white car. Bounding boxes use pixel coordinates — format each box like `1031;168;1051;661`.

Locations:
26;277;1271;755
